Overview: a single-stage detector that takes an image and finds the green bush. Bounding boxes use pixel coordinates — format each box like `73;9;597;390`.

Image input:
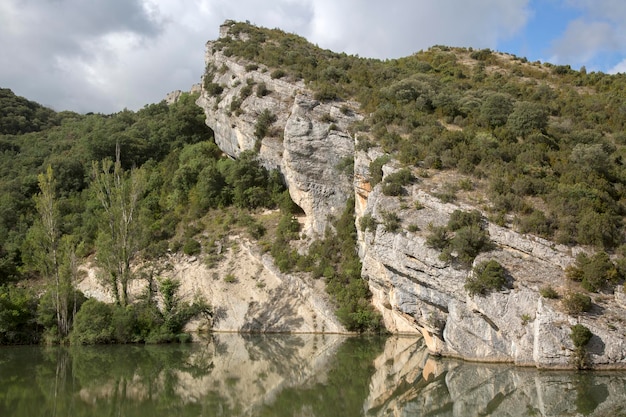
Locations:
570;324;593;369
313;85;338;101
507;101;548;137
70;299;114;345
426;225;450;250
381;182;405;196
254;109;277;139
539;285;559;299
70;282;210;345
229;98;242;113
426;210;493;267
183;238;201;255
427;210;492;267
381;168;414;196
368;156;390;186
562;292;592;315
566;252;620;292
239;84;253;99
449;225;492;266
359;213;378;232
256;82;270;97
270;69;286;79
448;209;483;231
380;210;401;233
480;93;513;128
204;82;224;96
465;260;507;296
0;285;40;344
570;324;593;347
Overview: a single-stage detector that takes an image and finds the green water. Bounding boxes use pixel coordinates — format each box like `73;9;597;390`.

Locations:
0;334;625;416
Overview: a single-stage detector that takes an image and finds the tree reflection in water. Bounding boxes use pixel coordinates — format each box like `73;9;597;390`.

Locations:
0;335;624;417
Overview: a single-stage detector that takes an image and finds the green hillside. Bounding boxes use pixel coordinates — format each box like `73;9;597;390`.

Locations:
0;88;293;344
213;21;626;249
2;20;626;344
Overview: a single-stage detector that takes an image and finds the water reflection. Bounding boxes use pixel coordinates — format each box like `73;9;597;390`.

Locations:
0;335;625;417
368;336;626;417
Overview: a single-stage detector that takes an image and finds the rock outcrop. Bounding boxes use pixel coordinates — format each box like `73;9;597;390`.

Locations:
194;21;626;368
355;148;626;369
78;237;345;334
196;25;360;235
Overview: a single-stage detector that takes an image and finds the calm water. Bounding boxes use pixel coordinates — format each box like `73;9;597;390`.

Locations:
1;334;625;417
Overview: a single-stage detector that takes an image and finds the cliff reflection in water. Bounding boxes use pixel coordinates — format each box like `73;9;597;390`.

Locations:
1;334;625;417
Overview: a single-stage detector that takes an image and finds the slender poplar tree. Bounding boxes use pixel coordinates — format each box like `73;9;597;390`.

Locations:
92;145;145;306
29;166;77;337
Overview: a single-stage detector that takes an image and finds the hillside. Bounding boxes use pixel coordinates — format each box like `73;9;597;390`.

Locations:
206;20;626;250
194;20;626;368
1;20;625;368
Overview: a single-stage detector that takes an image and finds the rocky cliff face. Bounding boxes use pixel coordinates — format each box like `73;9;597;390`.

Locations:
195;22;626;368
79;237;345;334
196;28;360;236
355;149;626;369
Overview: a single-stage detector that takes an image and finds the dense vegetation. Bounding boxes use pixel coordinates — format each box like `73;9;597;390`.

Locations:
4;20;626;343
212;21;626;252
269;198;383;332
0;89;290;344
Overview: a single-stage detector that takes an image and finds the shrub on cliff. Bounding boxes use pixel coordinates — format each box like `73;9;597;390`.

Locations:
254;109;277;139
570;324;593;369
204;82;224;96
426;210;492;267
368;156;390;187
465;260;507;296
562;292;592;315
565;251;620;292
381;168;414;196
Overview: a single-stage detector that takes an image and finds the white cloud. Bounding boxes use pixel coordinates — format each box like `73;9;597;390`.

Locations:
549;0;626;68
304;0;530;59
565;0;626;23
0;0;533;113
609;59;626;74
549;19;619;64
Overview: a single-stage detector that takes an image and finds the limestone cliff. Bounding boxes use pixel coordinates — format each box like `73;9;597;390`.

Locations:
196;26;360;236
78;237;345;334
355;149;626;369
195;21;626;368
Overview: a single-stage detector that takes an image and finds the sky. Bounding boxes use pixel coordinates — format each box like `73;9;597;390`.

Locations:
1;0;625;114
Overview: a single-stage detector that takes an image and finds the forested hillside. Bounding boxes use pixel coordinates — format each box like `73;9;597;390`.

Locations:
210;21;626;250
2;20;626;347
0;89;293;344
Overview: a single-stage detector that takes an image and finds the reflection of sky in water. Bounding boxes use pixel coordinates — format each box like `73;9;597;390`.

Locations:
0;335;624;417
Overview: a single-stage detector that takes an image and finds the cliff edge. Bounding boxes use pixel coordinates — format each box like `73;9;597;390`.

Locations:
195;21;626;369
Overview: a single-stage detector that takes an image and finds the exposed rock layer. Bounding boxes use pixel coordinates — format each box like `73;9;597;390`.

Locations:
194;21;626;368
196;32;359;235
79;237;345;334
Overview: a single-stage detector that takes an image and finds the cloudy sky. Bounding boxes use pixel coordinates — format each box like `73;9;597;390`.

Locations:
1;0;625;114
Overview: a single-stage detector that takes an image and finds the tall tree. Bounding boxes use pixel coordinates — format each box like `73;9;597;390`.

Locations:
92;145;145;306
28;166;76;337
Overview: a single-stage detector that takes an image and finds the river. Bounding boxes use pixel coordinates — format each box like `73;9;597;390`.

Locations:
1;334;625;416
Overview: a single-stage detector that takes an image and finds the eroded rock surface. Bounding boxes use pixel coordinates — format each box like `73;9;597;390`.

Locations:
196;24;360;235
191;21;626;368
78;237;345;334
355;149;626;369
